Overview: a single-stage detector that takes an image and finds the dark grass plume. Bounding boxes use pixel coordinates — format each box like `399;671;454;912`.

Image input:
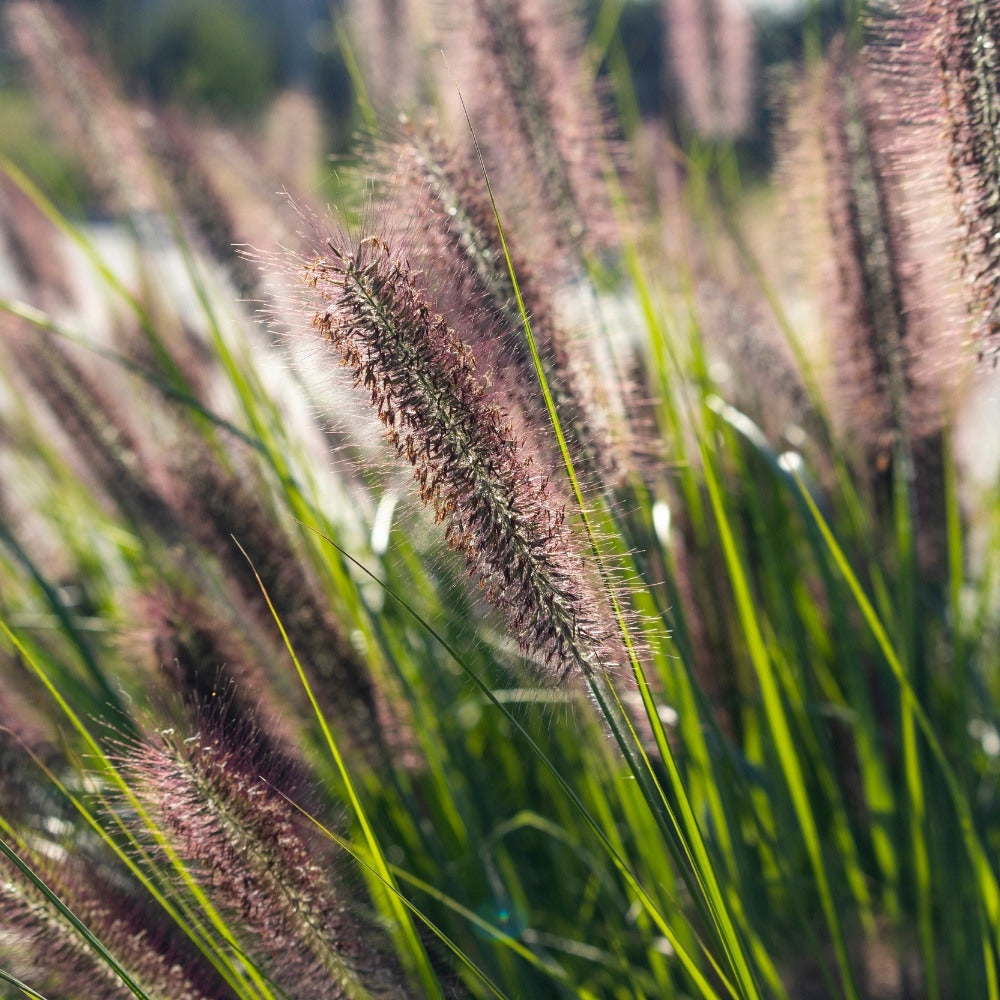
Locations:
910;0;1000;363
167;450;401;767
820;37;911;466
122;714;417;1000
2;319;184;543
288;224;627;685
797;33;965;575
346;0;425;113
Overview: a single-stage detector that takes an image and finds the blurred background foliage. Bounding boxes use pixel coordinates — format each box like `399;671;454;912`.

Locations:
0;0;851;214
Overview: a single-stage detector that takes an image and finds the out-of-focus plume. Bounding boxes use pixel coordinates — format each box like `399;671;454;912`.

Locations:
636;118;695;266
147;113;270;301
125;717;418;1000
1;318;182;541
166;448;403;768
346;0;425;112
139;585;302;745
662;0;754;140
5;0;163;231
820;38;955;456
442;0;620;262
263;89;325;195
147;109;317;301
0;173;74;308
781;34;967;575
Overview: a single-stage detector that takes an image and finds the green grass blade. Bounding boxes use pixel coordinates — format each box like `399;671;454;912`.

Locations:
0;966;53;1000
792;473;1000;939
232;538;446;1000
698;431;860;1000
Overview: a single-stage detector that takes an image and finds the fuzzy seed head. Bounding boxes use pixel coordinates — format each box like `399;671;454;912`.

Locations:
302;230;622;682
127;721;413;999
926;0;1000;361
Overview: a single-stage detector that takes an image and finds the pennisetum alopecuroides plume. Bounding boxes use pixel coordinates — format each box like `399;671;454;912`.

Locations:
123;714;418;1000
781;31;968;577
283;221;629;689
443;0;620;265
373;120;625;491
662;0;755;140
1;840;226;1000
918;0;1000;363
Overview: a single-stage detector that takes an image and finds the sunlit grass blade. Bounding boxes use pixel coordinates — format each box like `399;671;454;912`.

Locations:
697;428;860;1000
791;473;1000;946
299;519;738;1000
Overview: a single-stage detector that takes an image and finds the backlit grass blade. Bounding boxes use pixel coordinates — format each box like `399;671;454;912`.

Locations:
697;422;860;1000
792;472;1000;942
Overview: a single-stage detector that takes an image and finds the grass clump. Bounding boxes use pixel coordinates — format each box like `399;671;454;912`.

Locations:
0;2;999;999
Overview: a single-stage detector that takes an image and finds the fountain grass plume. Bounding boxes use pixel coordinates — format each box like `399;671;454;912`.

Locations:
819;37;911;467
782;31;964;577
375;120;624;489
289;221;627;685
0;172;75;308
663;0;755;139
445;0;620;261
3;320;183;542
0;844;224;1000
346;0;423;113
169;451;398;766
918;0;1000;363
122;712;416;1000
5;0;162;226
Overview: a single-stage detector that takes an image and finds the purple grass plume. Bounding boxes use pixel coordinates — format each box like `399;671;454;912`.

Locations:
5;0;162;226
291;224;626;685
347;0;425;112
1;844;225;1000
918;0;1000;363
782;33;966;577
124;715;418;1000
444;0;620;261
663;0;754;139
375;121;625;489
166;450;405;768
803;38;917;467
